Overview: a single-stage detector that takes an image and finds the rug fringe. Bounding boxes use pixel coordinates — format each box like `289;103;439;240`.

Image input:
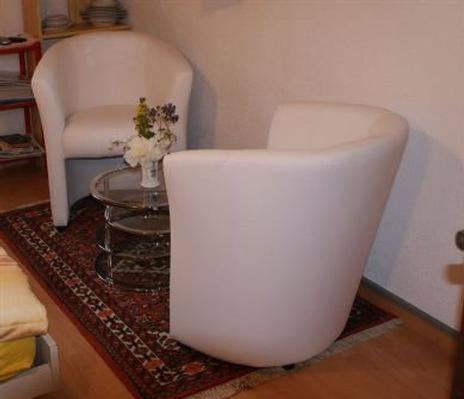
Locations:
187;319;402;399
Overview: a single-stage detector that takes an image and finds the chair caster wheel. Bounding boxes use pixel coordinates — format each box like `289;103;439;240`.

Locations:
282;364;295;371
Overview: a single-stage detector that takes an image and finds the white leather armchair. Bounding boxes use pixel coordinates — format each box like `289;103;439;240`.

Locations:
32;31;193;226
164;102;408;367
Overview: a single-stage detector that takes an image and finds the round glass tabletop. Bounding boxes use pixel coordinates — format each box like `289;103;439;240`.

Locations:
90;165;168;210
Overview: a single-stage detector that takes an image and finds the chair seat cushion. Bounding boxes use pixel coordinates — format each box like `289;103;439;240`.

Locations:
63;105;137;158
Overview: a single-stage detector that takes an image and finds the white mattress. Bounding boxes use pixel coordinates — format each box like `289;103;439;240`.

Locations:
0;247;48;341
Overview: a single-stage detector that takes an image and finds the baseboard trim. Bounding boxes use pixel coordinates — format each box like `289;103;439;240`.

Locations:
361;277;458;336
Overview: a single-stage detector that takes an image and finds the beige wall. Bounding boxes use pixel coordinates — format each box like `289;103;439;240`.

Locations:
0;0;23;36
0;0;25;134
1;0;462;328
126;0;464;328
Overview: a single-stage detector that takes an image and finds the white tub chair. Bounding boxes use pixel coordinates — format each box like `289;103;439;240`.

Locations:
32;31;193;226
164;102;408;367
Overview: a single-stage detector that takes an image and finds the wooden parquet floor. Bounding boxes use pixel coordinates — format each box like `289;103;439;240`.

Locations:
2;250;452;399
0;160;49;213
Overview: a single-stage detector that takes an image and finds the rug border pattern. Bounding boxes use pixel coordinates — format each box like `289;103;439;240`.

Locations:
0;202;399;399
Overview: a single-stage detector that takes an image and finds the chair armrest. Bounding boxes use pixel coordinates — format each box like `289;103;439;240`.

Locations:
31;58;67;150
32;59;70;226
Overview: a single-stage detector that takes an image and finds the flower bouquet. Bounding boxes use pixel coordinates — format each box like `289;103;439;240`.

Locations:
115;98;179;188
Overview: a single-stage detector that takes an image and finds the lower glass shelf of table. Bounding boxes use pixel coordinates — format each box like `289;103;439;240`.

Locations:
95;232;170;292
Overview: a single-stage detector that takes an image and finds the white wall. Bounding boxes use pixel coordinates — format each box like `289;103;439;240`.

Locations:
126;0;464;328
0;0;25;134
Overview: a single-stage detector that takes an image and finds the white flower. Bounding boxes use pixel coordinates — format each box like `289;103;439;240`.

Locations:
124;135;147;167
123;135;171;167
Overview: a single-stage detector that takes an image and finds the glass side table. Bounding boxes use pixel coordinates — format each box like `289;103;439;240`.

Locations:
90;165;170;292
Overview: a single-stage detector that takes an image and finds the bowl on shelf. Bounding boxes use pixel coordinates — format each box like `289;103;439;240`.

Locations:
42;14;73;32
81;0;127;27
91;0;119;6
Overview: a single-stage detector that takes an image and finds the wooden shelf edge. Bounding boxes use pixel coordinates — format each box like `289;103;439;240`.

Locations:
0;100;35;111
0;152;44;163
0;35;40;55
43;23;130;40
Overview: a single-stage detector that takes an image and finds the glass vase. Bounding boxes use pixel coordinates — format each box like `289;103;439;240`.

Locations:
140;161;160;188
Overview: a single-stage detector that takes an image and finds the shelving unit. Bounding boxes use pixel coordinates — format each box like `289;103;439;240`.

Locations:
22;0;130;42
42;22;129;40
0;35;44;163
7;1;130;163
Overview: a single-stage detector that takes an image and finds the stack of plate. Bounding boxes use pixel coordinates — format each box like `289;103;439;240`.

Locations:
81;0;127;27
42;14;73;32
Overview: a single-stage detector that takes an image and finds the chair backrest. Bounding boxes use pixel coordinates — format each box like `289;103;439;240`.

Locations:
267;102;407;150
165;102;409;366
34;31;192;117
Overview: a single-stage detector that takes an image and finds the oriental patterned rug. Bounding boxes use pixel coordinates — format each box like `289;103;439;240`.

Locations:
0;198;399;399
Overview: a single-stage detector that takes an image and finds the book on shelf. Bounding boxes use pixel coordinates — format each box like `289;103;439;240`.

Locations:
0;71;33;104
0;133;43;159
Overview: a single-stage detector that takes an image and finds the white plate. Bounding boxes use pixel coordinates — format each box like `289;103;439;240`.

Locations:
43;22;73;32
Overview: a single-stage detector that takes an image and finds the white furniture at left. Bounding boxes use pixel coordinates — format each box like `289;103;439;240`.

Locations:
32;31;193;226
0;247;59;398
0;335;59;399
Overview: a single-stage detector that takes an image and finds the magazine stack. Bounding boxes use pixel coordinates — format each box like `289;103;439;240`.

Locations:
0;133;44;160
